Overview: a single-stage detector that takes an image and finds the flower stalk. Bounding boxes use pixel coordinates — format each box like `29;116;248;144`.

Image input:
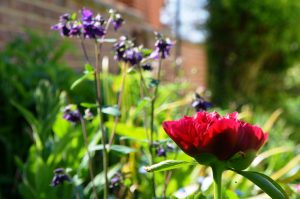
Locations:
79;116;99;199
108;62;128;145
149;58;163;198
212;166;224;199
94;43;108;199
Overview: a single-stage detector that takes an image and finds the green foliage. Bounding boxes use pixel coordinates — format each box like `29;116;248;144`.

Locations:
206;0;300;108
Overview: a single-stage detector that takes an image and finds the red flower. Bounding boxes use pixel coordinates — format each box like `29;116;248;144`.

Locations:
162;112;268;162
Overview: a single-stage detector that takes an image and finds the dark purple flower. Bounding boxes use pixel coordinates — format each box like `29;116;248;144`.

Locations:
81;8;93;22
114;36;128;61
191;93;213;112
141;64;153;71
112;14;124;31
192;94;212;111
51;13;82;37
151;34;174;59
109;173;123;189
51;168;70;187
63;105;81;123
156;147;167;157
81;9;106;39
123;47;143;65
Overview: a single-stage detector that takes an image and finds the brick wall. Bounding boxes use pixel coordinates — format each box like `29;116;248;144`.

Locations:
0;0;207;88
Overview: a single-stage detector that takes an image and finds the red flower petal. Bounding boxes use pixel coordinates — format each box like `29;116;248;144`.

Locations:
202;118;240;160
162;116;198;156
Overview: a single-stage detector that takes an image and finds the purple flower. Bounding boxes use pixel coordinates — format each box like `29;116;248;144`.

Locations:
191;93;212;112
81;9;106;39
63;105;81;123
156;147;167;157
113;37;142;65
151;33;174;59
51;168;70;187
112;14;124;31
123;47;143;66
113;36;128;61
141;64;153;71
51;13;81;37
81;8;93;22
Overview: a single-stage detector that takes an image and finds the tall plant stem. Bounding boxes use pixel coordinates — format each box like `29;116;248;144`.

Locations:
80;117;99;199
108;62;128;145
80;37;91;64
212;166;223;199
149;58;163;198
94;43;108;199
137;65;149;140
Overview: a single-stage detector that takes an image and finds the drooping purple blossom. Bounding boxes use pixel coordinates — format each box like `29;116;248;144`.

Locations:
191;93;213;112
63;105;81;123
51;13;81;37
81;9;106;39
113;36;128;61
150;33;174;59
112;14;124;31
113;37;142;65
123;47;143;66
51;168;70;187
156;147;167;157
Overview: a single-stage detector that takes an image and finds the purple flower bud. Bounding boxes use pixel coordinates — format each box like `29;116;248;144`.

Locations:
191;93;212;112
156;147;167;157
81;9;106;39
112;14;124;31
150;33;174;59
84;109;94;120
123;48;143;66
51;13;81;37
109;173;123;189
63;105;81;123
51;168;70;187
81;8;93;22
114;36;127;61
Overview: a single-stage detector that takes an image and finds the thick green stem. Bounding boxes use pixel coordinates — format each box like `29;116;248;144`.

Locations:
212;166;223;199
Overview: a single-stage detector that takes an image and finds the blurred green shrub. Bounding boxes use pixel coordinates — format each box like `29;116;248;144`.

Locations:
0;31;92;198
206;0;300;108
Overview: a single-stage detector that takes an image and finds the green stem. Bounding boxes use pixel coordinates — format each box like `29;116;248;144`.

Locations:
79;116;99;199
149;58;163;198
94;43;108;199
108;62;128;145
212;166;223;199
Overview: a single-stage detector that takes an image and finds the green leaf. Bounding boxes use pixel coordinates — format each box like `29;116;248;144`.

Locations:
140;48;153;57
71;13;77;20
235;170;288;199
84;63;94;72
80;102;97;108
90;144;136;155
145;160;197;172
70;72;93;90
102;106;121;116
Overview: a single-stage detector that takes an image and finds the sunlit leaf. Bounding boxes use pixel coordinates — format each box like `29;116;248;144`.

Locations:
70;72;93;90
80;102;98;108
90;144;136;155
102;106;121;116
145;160;196;172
